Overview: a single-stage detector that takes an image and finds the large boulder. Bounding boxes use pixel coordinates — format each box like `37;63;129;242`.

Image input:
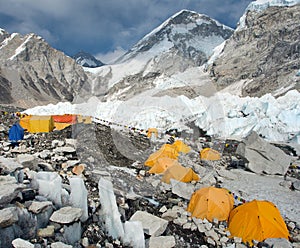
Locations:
236;132;291;175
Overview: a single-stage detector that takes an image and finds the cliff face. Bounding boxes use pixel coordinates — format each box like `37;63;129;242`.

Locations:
209;5;300;97
0;32;90;108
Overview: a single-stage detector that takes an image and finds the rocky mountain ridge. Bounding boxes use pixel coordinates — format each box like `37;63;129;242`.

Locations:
209;4;300;97
0;30;90;108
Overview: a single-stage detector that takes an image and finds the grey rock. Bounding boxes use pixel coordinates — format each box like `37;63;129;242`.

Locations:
54;147;76;154
130;211;168;236
293;180;300;191
51;242;73;248
236;132;291;175
0;157;23;173
170;179;194;200
37;225;55;238
0;207;18;228
264;238;292;248
50;206;82;224
12;238;34;248
149;236;176;248
0;175;26;205
28;201;53;214
17;154;38;170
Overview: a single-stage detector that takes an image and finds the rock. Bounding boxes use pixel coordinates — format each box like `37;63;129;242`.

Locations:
206;237;215;246
37;225;55;238
130;211;168;236
205;229;219;242
236;132;291;175
37;162;54;171
54;147;76;154
0;175;26;205
170;179;194;200
37;150;51;159
264;238;292;248
72;164;85;175
17;154;38;170
0;207;18;228
28;201;53;214
293;180;300;191
65;139;76;147
216;169;238;180
52;140;65;148
159;206;167;213
0;157;23;173
51;242;73;248
161;210;178;221
149;236;176;248
50;206;83;224
12;238;34;248
173;217;188;226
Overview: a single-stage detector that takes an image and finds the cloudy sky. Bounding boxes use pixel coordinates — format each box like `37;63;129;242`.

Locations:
0;0;252;63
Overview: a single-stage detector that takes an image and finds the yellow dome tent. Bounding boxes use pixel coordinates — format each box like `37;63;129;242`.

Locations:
172;140;191;153
161;163;199;184
148;157;179;174
145;144;179;167
187;186;234;222
200;147;221;160
228;200;289;245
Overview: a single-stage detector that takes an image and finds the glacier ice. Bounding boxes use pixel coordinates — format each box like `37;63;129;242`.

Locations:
69;177;88;222
36;172;62;207
98;177;124;240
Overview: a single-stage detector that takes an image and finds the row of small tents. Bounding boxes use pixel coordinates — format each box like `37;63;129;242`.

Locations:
19;114;92;133
144;140;289;245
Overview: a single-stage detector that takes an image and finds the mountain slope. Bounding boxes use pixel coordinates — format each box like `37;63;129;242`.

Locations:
209;3;300;97
0;30;90;108
85;10;233;101
73;51;104;68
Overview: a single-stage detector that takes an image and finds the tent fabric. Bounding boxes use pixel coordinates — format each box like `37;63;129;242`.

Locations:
147;128;158;138
172;140;191;153
148;157;180;174
228;200;289;245
19;115;31;131
187;187;234;222
161;163;199;184
29;116;54;133
9;123;24;141
145;144;179;167
54;122;72;131
200;148;221;160
52;115;77;124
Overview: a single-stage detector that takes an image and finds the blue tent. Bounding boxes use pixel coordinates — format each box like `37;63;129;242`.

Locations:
9;122;24;142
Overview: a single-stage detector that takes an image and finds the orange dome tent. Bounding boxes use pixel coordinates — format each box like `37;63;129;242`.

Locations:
187;186;234;222
228;200;289;246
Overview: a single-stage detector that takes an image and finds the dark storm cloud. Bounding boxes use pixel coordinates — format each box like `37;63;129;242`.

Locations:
0;0;252;60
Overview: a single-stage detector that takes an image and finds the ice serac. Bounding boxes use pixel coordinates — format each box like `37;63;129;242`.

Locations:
36;172;62;207
69;177;88;222
123;221;145;248
98;177;124;240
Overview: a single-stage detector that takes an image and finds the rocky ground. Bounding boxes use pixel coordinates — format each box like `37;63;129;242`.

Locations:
0;105;300;248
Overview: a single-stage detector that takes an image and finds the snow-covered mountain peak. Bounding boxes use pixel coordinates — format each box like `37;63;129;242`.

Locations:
73;51;104;68
117;9;233;63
